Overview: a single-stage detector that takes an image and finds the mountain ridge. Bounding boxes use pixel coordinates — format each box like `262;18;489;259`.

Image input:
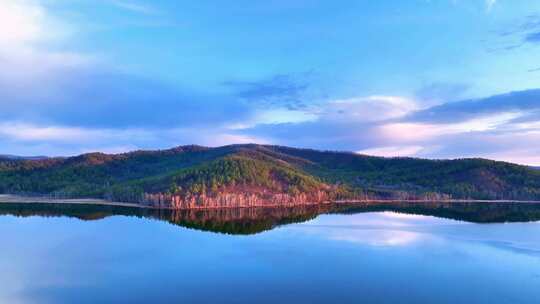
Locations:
1;144;539;208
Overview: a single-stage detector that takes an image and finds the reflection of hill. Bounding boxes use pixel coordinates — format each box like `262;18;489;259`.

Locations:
334;202;540;223
153;205;333;234
1;202;540;234
0;203;334;234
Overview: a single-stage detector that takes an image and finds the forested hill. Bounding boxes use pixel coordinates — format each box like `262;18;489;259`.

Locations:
0;144;539;208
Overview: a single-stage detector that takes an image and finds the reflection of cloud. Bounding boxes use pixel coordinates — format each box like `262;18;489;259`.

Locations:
330;229;422;247
478;240;540;257
291;211;490;248
295;212;453;247
313;212;462;228
380;212;430;220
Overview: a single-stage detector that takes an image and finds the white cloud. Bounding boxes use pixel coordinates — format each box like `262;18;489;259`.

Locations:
0;0;93;83
207;134;268;146
357;145;424;157
0;122;140;142
107;0;160;15
0;0;44;47
0;0;71;50
322;95;419;123
378;112;522;143
227;95;417;132
484;150;540;166
486;0;496;11
0;122;270;156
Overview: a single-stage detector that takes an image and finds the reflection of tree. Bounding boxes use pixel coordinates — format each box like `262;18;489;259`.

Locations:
1;202;540;235
333;202;540;224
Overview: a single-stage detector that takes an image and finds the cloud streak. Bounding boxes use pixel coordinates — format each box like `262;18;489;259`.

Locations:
486;0;496;11
223;74;311;110
107;0;161;15
404;89;540;124
525;31;540;43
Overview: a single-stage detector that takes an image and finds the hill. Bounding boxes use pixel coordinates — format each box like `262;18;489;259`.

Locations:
0;144;539;208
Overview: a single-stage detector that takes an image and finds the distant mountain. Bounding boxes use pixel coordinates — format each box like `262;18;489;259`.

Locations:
0;155;49;161
0;144;539;208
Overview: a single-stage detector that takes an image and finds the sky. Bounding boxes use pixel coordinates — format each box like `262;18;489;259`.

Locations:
1;0;540;165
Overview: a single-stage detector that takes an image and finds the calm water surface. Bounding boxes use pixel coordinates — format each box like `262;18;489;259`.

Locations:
0;202;539;304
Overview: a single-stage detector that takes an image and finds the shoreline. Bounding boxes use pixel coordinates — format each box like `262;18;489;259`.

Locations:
1;194;540;210
0;195;148;209
334;199;540;204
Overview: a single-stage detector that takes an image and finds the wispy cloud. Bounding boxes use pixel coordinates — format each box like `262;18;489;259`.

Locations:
525;31;540;43
321;96;419;123
107;0;160;15
486;0;496;11
490;13;540;53
404;89;540;124
415;82;470;103
223;74;312;110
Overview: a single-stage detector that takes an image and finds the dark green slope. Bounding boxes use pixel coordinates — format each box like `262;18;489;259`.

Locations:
0;144;539;202
263;145;540;200
114;150;333;202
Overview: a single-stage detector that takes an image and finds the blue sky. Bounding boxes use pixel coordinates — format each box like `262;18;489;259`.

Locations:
1;0;540;165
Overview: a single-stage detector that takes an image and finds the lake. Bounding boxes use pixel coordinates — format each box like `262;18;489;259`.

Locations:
0;202;539;304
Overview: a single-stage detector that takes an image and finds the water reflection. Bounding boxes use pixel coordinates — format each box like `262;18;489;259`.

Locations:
295;208;540;255
327;228;423;246
1;201;540;235
1;202;540;304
